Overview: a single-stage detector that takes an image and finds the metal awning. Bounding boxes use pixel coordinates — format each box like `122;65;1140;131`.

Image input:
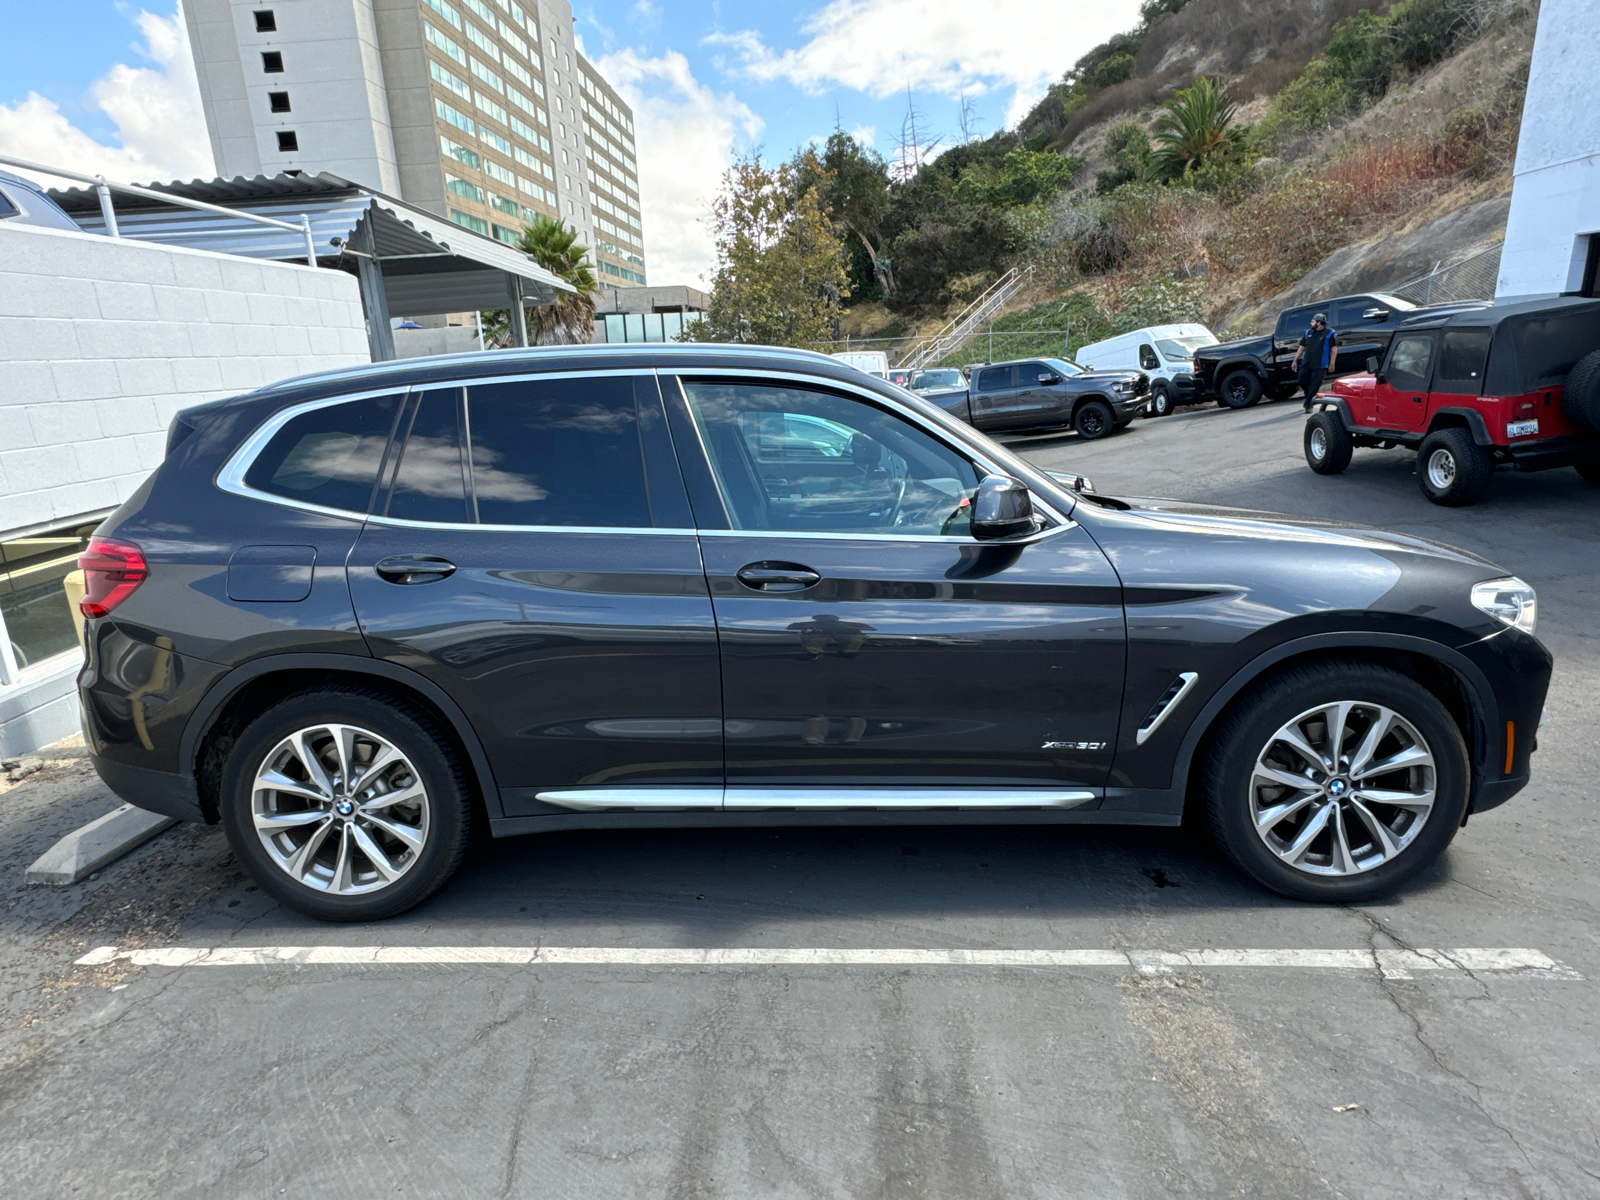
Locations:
49;172;573;357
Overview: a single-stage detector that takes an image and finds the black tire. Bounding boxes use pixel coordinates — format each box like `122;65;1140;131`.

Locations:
1074;399;1115;440
219;685;475;921
1304;412;1353;474
1417;427;1494;506
1148;383;1173;417
1575;456;1600;486
1204;661;1470;903
1219;370;1263;409
1561;349;1600;432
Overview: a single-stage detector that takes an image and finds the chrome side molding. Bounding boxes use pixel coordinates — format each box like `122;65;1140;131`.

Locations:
535;786;1098;812
1135;671;1200;746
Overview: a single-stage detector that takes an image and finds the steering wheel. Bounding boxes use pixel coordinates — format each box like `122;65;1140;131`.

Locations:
886;476;909;527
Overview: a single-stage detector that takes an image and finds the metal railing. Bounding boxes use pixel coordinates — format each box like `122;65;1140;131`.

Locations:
1389;244;1501;307
0;153;320;267
899;267;1033;371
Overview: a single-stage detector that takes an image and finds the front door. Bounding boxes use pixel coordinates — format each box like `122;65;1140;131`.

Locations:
665;374;1127;793
347;371;723;814
1376;332;1436;432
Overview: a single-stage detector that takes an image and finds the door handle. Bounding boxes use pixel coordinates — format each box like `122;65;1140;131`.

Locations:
736;562;820;592
374;555;456;585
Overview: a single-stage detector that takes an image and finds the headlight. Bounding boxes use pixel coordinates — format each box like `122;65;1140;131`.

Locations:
1471;577;1536;634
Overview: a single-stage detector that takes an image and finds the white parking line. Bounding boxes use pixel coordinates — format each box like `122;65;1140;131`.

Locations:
75;945;1582;978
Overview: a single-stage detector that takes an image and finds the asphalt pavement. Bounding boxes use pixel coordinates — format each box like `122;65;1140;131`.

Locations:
2;397;1596;1198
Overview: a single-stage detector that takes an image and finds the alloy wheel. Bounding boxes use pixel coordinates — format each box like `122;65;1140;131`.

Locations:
1426;448;1457;491
251;723;430;894
1249;700;1435;876
1309;426;1328;461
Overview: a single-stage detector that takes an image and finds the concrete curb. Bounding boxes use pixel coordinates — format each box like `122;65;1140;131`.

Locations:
25;805;177;886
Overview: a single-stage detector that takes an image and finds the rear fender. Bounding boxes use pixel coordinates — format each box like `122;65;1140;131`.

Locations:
1428;407;1494;446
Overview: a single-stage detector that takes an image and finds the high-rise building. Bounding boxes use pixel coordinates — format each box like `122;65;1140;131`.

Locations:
184;0;646;287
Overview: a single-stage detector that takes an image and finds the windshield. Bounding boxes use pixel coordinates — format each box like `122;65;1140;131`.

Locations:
1153;334;1217;361
910;369;964;390
1041;358;1085;377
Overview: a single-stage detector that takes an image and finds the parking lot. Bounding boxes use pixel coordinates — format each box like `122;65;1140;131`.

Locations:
1;398;1596;1198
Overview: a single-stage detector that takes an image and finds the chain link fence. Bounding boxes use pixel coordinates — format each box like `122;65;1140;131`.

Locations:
1389;244;1502;306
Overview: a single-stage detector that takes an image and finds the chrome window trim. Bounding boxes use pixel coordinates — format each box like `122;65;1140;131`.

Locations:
661;367;1074;535
696;524;1074;547
366;514;697;536
218;369;658;524
215;385;411;521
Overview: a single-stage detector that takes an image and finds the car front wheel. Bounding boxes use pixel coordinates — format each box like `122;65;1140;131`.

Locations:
1147;383;1173;417
1417;427;1494;506
1204;663;1470;902
1304;412;1352;474
219;685;475;921
1074;399;1115;440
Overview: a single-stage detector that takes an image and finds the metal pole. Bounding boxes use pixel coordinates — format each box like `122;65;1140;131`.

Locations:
508;277;529;348
988;326;993;363
475;311;485;351
94;177;119;237
352;215;395;362
300;214;318;268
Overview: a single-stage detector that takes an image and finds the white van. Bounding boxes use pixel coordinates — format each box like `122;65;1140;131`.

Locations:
830;350;889;378
1075;323;1219;416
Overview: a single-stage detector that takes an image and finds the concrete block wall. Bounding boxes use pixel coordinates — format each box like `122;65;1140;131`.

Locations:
0;221;368;757
0;221;368;539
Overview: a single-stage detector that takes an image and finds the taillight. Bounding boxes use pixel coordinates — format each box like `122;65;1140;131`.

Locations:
78;537;149;619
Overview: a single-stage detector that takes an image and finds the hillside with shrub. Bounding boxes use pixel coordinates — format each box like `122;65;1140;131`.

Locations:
697;0;1537;367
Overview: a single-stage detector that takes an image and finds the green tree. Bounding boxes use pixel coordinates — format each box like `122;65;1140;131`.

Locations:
516;213;599;344
1095;121;1154;193
792;133;896;300
698;154;849;347
1149;76;1244;180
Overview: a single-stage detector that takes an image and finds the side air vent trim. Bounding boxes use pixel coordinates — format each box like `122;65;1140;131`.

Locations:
1135;672;1200;746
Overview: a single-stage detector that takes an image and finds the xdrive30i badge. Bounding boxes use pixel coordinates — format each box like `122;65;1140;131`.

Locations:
1042;741;1108;751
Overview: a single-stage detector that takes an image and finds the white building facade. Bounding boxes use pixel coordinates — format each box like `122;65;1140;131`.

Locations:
1496;0;1600;302
185;0;647;288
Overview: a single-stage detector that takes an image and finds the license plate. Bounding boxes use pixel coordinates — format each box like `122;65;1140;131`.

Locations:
1507;419;1538;438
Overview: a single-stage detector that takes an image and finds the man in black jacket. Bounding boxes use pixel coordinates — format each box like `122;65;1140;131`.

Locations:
1292;313;1338;411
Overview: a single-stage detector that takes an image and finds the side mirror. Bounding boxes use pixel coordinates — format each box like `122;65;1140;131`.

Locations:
1363;308;1389;321
1366;355;1380;375
1038;373;1060;385
971;475;1036;540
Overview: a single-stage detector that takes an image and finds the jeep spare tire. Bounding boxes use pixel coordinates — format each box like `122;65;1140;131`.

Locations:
1220;370;1263;409
1561;349;1600;432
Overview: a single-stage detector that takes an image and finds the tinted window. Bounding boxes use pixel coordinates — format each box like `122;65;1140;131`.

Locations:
976;366;1013;392
387;388;469;523
682;381;982;537
1509;311;1600;389
0;187;17;219
1333;299;1380;327
1436;329;1491;392
1138;344;1159;370
244;394;400;514
1277;307;1318;338
466;376;651;527
1387;335;1434;389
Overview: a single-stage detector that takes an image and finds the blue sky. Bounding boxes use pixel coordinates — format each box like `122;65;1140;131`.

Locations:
0;0;1144;282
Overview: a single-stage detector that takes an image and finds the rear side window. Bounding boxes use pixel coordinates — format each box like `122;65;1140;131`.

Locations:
1436;329;1491;393
0;187;17;219
244;393;400;514
976;366;1013;392
1509;311;1600;389
466;376;651;527
387;388;470;523
1277;307;1317;338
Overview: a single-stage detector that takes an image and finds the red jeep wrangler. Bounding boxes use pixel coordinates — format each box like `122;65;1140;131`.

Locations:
1303;297;1600;505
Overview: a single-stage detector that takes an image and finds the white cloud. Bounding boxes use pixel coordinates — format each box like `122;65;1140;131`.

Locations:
0;7;214;186
850;124;876;148
709;0;1143;128
591;48;761;287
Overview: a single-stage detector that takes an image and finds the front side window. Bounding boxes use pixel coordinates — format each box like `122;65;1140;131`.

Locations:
681;381;982;537
1387;335;1435;390
1139;344;1159;370
243;394;401;514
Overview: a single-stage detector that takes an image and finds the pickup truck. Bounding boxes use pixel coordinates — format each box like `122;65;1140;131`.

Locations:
1192;293;1483;409
918;355;1149;439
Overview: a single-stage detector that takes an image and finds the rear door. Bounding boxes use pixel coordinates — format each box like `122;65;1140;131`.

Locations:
970;364;1019;428
664;372;1127;794
1375;332;1436;432
1273;305;1318;370
347;370;723;813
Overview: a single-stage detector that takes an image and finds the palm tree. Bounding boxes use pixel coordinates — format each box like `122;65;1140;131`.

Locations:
516;214;599;344
1149;77;1243;180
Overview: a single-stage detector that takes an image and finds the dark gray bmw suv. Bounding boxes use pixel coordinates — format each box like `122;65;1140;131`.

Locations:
78;344;1550;920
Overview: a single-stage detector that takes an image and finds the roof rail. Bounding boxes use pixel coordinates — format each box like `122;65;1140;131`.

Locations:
0;152;321;267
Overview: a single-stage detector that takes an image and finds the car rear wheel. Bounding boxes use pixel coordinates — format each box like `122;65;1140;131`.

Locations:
1204;662;1469;902
1417;427;1494;506
1219;370;1263;409
1147;383;1173;417
1304;412;1352;474
1074;399;1115;440
219;685;475;921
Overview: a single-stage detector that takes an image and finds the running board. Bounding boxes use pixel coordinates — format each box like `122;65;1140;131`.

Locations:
535;787;1097;812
